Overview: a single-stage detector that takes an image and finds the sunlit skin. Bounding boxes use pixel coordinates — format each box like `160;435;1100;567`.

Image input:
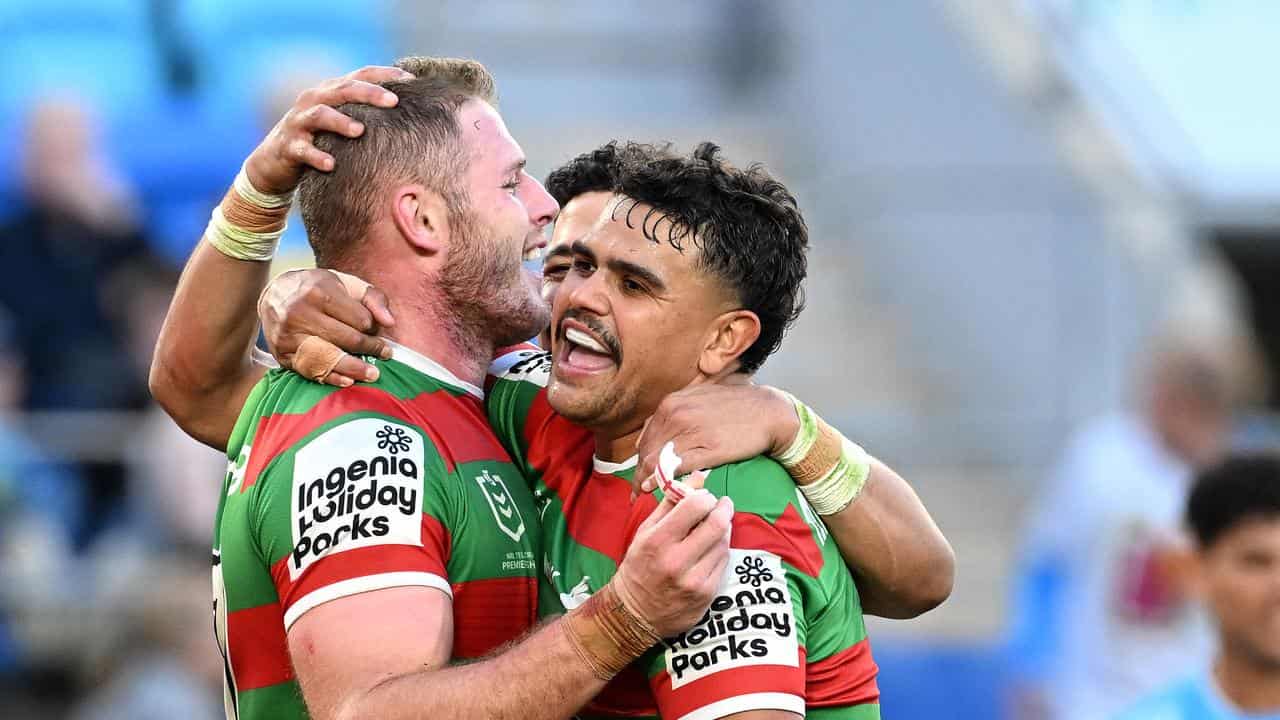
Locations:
1200;516;1280;711
545;196;760;461
538;191;612;349
430;100;556;349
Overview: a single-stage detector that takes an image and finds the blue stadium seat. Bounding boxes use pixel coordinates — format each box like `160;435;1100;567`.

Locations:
872;639;1008;719
0;32;167;116
105;96;259;263
0;0;150;34
178;0;391;112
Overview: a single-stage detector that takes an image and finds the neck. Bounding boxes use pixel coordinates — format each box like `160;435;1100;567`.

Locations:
1215;648;1280;713
593;425;646;465
363;267;494;389
589;371;744;464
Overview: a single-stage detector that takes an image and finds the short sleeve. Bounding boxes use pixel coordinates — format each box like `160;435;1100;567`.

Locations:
645;544;808;719
250;415;455;630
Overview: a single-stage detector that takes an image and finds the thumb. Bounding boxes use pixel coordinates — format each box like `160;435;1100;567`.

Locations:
362;284;396;333
635;489;678;534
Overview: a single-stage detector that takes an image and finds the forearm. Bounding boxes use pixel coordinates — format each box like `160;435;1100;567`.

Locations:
824;458;954;618
773;397;953;618
149;236;272;451
342;618;606;720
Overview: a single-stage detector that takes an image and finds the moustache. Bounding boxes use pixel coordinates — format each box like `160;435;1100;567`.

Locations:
557;309;623;361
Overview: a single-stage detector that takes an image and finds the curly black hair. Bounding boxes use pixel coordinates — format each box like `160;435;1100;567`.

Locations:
611;142;808;374
1187;454;1280;548
544;141;674;207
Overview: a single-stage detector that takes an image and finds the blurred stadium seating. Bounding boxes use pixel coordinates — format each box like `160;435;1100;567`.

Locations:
0;1;1277;718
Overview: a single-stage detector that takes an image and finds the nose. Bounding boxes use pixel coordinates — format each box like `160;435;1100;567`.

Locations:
562;261;609;319
524;174;559;229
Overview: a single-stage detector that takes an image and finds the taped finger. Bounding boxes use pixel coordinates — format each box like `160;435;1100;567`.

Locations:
294;335;347;383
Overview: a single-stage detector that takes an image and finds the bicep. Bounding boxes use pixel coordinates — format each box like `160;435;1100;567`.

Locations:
288;586;453;720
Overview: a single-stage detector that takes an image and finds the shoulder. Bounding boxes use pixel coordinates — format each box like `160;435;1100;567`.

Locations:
488;346;551;386
233;366;453;490
703;457;830;580
1113;678;1201;720
703;455;797;515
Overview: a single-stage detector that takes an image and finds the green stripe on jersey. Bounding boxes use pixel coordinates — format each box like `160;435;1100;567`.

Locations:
214;354;541;720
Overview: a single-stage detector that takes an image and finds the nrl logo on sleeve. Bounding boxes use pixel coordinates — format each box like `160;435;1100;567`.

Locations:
289;419;424;579
475;469;526;542
662;548;798;688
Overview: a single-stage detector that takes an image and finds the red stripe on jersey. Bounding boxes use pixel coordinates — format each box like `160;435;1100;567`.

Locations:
806;638;880;706
450;576;539;659
561;469;636;563
651;647;806;719
520;389;572;469
227;602;293;690
243;386;504;492
730;504;825;578
270;514;452;614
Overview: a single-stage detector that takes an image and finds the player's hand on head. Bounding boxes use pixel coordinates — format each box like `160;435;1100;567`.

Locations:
259;268;395;387
610;479;733;638
244;65;414;195
634;382;797;493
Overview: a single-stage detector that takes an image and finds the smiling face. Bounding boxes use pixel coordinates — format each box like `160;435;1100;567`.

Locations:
440;100;558;346
538;190;613;348
545;196;755;435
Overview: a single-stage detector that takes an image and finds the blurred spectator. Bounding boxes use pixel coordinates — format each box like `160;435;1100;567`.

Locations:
1115;455;1280;719
0;306;87;712
1008;326;1255;720
68;555;222;720
99;257;224;550
0;97;175;549
0;97;155;412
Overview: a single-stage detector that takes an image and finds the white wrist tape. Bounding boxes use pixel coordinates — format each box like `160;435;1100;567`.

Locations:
205;205;285;262
798;437;871;515
233;166;294;209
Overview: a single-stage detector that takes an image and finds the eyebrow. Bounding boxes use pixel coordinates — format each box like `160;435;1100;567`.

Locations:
570;240;667;293
503;157;527;176
545;244;573;260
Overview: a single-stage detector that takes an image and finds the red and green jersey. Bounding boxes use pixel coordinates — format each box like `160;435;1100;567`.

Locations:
213;340;541;720
486;348;880;720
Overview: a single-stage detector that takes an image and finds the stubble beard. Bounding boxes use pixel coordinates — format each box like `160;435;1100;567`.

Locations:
439;208;549;348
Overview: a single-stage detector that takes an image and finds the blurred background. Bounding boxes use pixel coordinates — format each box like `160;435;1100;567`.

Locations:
1;0;1278;717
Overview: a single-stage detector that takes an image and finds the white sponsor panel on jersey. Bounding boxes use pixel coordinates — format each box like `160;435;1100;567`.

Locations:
663;548;798;688
289;419;424;579
492;350;551;387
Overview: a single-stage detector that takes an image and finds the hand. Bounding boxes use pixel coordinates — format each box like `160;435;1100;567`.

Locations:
610;479;733;638
259;269;396;386
244;65;413;195
634;383;799;493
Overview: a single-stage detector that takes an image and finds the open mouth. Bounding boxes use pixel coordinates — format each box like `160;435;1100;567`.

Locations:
558;319;618;374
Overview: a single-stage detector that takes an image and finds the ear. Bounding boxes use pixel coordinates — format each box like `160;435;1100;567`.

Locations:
390;184;450;255
698;310;761;377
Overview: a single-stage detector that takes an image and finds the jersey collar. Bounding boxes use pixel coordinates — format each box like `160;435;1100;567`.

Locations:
593;454;638;475
384;339;484;400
